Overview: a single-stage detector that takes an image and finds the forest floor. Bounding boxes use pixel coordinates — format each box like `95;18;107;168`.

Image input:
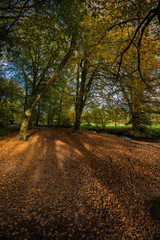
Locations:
0;127;160;240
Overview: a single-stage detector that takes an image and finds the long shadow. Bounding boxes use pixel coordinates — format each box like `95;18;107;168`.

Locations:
27;130;39;139
0;127;160;239
150;198;160;222
54;129;160;236
0;129;60;238
1;128;94;239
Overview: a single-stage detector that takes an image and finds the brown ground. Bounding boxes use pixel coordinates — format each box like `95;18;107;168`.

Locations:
0;127;160;240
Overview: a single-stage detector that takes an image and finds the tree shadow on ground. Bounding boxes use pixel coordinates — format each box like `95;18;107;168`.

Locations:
55;129;160;236
0;127;160;239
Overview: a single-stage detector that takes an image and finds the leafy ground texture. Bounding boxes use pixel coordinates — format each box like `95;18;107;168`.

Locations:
0;127;160;240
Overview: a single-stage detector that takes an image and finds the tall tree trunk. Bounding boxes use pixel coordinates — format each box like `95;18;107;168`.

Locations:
19;108;32;141
73;109;82;133
130;105;143;136
50;108;54;127
72;59;97;133
131;111;141;133
18;39;75;140
72;61;87;133
47;103;51;127
57;96;63;127
35;102;40;126
24;78;28;113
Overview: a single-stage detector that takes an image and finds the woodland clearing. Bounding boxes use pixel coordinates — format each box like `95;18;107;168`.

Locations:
0;128;160;239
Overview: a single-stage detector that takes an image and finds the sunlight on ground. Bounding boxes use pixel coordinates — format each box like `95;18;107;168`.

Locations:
0;129;159;239
55;140;83;170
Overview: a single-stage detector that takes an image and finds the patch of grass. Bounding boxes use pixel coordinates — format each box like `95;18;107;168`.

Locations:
82;123;131;134
149;125;160;132
82;123;160;141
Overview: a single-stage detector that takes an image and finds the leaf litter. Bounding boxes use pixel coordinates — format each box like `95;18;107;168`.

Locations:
0;127;160;239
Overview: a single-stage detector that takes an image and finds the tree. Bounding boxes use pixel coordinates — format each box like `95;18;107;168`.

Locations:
1;0;159;138
115;34;160;135
72;58;99;132
91;1;160;135
6;0;85;140
0;0;45;41
0;77;23;126
104;0;160;82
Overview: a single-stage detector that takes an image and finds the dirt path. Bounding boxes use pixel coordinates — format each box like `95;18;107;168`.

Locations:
0;128;160;239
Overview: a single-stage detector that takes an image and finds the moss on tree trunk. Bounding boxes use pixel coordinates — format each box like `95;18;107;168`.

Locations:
18;109;32;141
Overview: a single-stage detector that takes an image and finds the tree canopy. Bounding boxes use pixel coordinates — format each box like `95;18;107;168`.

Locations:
0;0;160;139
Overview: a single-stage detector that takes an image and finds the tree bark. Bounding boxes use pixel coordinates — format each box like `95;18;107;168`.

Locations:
35;102;40;126
50;108;54;127
18;108;32;140
73;110;82;133
72;60;98;133
47;103;51;127
57;93;63;127
131;110;142;134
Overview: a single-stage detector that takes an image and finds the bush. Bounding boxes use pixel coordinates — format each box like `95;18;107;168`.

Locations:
61;121;73;128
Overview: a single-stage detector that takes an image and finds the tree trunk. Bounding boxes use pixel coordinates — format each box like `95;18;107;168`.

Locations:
18;108;32;140
72;59;98;134
131;110;142;135
73;110;82;133
35;102;40;126
50;108;54;127
18;39;75;139
47;103;51;127
57;101;62;127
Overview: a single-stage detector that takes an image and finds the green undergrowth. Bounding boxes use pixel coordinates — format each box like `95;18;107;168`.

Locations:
82;124;160;141
0;125;20;137
0;124;160;142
